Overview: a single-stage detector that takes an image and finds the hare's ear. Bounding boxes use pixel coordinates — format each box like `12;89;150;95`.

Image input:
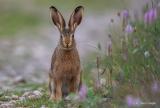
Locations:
68;6;84;31
50;6;66;31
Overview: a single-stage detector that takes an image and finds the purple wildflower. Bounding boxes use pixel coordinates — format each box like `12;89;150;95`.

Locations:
126;95;142;107
122;10;129;19
144;8;157;24
126;95;133;106
149;8;157;22
78;84;87;101
149;9;155;23
125;24;134;34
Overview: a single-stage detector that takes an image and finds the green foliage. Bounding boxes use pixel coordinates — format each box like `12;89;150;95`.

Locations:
104;15;160;86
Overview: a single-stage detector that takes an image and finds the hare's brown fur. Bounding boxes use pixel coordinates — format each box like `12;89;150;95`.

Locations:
49;6;84;101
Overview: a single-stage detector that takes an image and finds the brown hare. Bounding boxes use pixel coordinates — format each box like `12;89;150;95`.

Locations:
49;6;84;101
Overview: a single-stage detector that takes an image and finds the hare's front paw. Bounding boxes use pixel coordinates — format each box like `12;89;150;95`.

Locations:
50;94;62;102
49;94;56;101
55;95;62;101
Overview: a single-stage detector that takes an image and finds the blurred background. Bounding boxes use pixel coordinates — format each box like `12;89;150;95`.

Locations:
0;0;145;88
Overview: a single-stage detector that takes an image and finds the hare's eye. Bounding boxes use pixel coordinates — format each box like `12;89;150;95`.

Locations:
70;33;74;37
61;34;64;38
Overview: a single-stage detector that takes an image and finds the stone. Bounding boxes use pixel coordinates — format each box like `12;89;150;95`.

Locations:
19;96;26;101
13;76;26;84
11;95;19;100
33;90;42;97
0;103;16;108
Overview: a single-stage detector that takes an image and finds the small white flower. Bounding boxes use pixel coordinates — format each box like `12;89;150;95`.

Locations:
40;105;46;108
144;51;150;58
100;78;106;86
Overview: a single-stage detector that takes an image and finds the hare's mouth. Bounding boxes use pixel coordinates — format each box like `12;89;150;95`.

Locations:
60;46;73;51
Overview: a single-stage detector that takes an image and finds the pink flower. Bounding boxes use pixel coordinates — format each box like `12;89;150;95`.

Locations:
78;84;87;101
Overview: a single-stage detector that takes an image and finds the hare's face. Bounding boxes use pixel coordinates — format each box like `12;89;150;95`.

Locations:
50;6;84;49
60;29;74;48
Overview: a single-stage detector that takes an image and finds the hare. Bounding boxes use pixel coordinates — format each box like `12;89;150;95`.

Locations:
49;6;84;101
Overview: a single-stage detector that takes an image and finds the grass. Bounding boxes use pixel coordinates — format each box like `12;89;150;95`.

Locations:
0;83;104;108
16;95;56;108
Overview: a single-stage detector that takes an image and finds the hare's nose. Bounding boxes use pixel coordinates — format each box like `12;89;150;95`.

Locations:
65;38;70;44
65;41;69;45
66;41;72;48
